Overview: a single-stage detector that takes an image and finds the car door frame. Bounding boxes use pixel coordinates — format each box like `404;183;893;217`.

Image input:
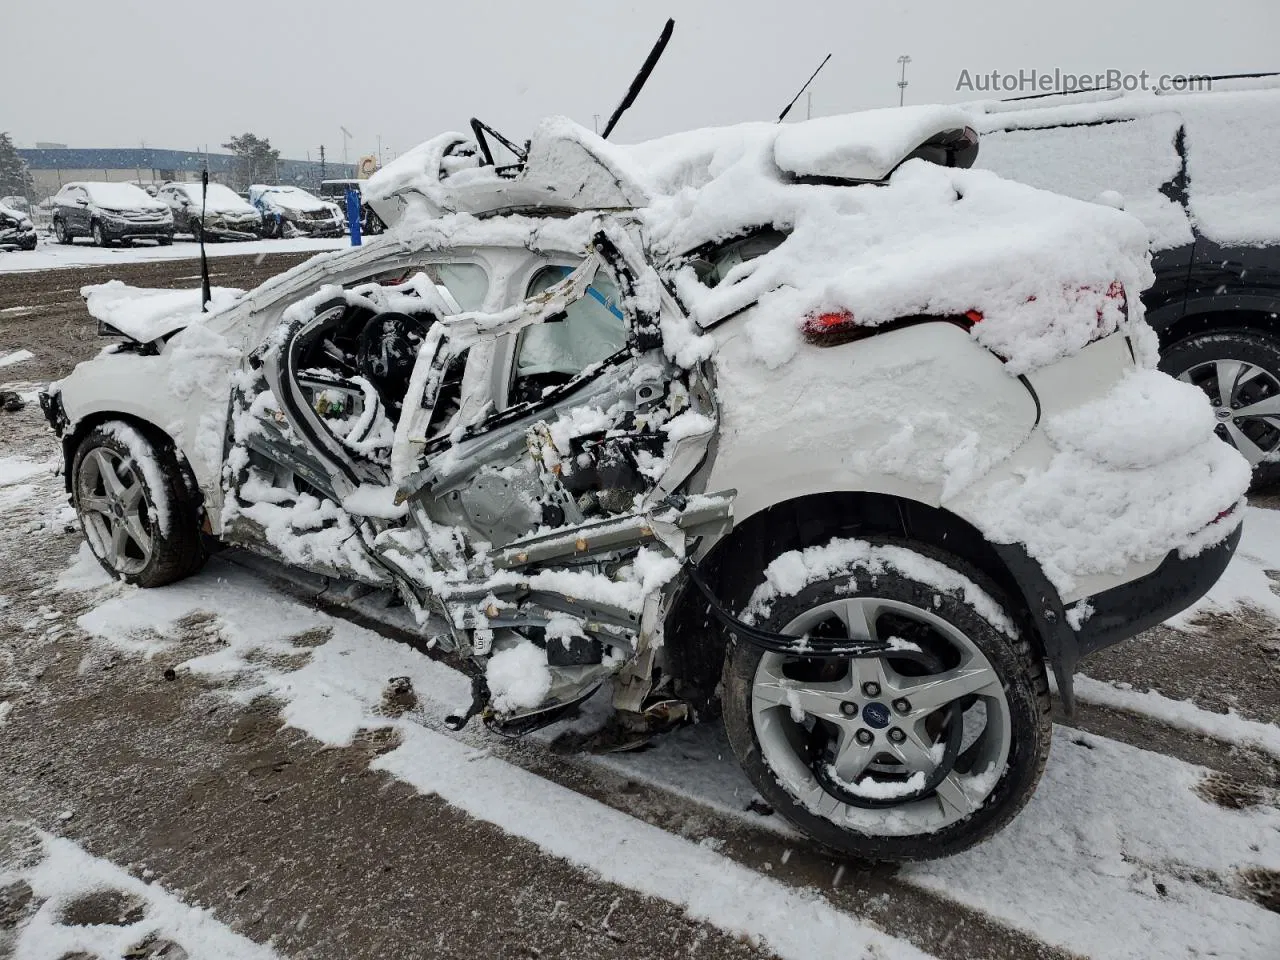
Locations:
390;225;669;530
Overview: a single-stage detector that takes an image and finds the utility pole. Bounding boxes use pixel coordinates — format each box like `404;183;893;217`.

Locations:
897;55;912;106
319;145;326;183
340;126;352;167
806;91;813;120
593;113;601;134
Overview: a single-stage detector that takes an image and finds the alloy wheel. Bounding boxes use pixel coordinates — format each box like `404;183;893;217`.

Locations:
76;446;154;576
1180;359;1280;466
751;596;1012;834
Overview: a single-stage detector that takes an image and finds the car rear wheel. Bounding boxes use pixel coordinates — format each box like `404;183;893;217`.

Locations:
1159;329;1280;489
721;538;1051;861
71;423;206;588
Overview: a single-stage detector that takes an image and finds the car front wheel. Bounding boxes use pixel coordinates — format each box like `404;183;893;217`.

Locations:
71;423;205;587
54;217;72;244
1159;329;1280;488
721;538;1051;861
91;221;109;247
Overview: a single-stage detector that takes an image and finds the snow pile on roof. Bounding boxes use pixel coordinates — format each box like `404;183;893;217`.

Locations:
82;280;242;343
372;108;1153;374
79;181;169;210
253;185;329;212
365;117;649;223
175;181;257;215
773;105;972;181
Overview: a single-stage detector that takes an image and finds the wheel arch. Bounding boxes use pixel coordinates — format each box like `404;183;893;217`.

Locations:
662;489;1077;707
1157;306;1280;350
62;412;205;523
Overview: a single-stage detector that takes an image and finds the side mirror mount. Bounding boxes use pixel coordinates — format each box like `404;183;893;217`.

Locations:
74;197;89;207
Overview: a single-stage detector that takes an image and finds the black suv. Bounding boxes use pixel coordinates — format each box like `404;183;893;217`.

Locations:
50;181;174;247
975;81;1280;485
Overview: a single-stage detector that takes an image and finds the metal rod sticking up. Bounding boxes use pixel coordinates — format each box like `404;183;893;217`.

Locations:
199;169;211;312
600;18;675;140
778;53;833;123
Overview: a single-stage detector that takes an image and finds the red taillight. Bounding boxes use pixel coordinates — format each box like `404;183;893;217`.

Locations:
801;309;981;347
1210;505;1236;525
801;310;858;336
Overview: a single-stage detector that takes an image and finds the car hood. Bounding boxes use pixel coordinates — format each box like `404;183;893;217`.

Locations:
82;281;244;346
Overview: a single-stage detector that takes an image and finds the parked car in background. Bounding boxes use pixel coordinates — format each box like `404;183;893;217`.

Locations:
973;78;1280;485
158;181;263;241
248;184;345;238
0;199;37;250
1;195;31;214
41;110;1248;862
319;178;385;236
50;181;174;247
317;179;381;236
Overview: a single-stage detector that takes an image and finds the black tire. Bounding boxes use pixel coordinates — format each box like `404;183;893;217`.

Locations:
721;538;1051;862
1159;329;1280;489
91;220;110;247
157;234;173;246
54;217;72;244
71;422;206;588
189;221;202;242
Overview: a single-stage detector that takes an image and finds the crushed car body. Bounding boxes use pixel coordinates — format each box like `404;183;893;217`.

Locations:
0;199;37;251
41;106;1250;861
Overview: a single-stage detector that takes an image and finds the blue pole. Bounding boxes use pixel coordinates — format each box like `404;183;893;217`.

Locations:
346;187;362;246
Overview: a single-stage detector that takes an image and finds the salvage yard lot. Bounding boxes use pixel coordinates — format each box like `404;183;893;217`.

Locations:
2;252;1278;960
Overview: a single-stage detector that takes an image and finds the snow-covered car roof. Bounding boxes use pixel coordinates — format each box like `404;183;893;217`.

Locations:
71;181;168;210
968;84;1280;248
0;200;27;220
362;106;1149;378
364;107;977;227
250;184;329;212
170;181;256;213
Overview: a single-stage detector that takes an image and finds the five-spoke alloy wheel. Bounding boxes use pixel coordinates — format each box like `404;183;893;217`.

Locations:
723;540;1051;861
71;422;206;587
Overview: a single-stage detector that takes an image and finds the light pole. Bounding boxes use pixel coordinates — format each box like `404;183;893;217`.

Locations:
897;55;912;106
340;126;352;168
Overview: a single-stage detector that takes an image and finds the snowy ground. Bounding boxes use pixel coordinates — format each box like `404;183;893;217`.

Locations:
1;258;1277;959
0;233;344;274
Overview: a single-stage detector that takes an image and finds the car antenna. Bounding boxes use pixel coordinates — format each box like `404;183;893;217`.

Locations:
777;53;832;123
199;168;211;312
599;17;675;140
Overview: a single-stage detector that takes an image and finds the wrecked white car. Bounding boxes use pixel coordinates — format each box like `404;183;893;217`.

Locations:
41;107;1250;861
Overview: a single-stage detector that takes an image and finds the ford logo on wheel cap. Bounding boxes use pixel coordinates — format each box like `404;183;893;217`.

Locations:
862;702;891;729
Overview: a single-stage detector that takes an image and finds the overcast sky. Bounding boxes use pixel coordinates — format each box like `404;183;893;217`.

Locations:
5;0;1276;161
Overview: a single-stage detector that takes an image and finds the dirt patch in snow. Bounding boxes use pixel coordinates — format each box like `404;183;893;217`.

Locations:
1081;607;1280;726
